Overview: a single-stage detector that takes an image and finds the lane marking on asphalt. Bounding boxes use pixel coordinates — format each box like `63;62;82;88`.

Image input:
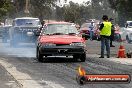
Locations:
44;81;65;88
0;58;64;88
86;54;132;65
108;58;132;65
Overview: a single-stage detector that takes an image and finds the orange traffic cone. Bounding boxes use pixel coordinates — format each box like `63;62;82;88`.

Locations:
117;43;126;58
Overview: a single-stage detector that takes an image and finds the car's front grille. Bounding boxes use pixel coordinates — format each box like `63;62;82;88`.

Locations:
56;44;69;46
14;27;38;32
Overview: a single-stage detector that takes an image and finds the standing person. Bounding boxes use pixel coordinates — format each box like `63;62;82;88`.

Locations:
75;23;80;30
36;20;45;36
114;24;121;41
109;18;115;47
99;15;112;58
37;20;45;33
35;20;45;45
40;20;45;30
89;21;94;40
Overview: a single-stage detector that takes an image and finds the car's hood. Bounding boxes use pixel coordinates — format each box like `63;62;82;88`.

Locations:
39;35;84;44
14;26;39;29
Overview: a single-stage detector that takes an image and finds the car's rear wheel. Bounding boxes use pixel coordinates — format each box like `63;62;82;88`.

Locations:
73;54;79;61
37;48;43;62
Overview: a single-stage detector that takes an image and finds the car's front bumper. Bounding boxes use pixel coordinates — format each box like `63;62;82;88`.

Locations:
39;45;86;56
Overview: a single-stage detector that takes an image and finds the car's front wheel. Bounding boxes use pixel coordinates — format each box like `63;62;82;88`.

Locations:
80;53;86;62
36;48;43;62
73;53;86;62
73;54;79;61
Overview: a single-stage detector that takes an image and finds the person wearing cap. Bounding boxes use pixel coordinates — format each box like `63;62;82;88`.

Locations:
109;18;115;47
36;20;45;36
38;20;45;31
41;20;45;29
99;15;112;58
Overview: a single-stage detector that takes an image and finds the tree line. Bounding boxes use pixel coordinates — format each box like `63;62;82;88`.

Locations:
0;0;132;26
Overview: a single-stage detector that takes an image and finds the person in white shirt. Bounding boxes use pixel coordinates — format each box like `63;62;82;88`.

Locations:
89;22;94;40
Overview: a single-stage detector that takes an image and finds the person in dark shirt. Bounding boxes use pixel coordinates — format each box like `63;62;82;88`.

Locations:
36;20;45;36
109;18;115;47
40;20;45;30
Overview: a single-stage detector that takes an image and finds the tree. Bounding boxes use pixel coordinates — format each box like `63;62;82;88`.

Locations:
55;0;116;25
108;0;132;25
30;0;57;21
0;0;13;20
0;0;58;20
63;1;81;23
90;0;115;20
55;6;65;21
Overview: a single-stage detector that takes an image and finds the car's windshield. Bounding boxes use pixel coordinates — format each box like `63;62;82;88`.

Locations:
15;19;40;26
42;24;79;35
128;22;132;27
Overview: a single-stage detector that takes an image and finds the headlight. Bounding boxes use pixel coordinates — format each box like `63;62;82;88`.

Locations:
70;42;85;47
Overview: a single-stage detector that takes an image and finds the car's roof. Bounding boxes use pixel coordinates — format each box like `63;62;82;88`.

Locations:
127;21;132;23
14;17;39;20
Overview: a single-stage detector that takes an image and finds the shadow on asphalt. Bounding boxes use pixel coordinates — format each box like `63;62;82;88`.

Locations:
35;57;82;63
